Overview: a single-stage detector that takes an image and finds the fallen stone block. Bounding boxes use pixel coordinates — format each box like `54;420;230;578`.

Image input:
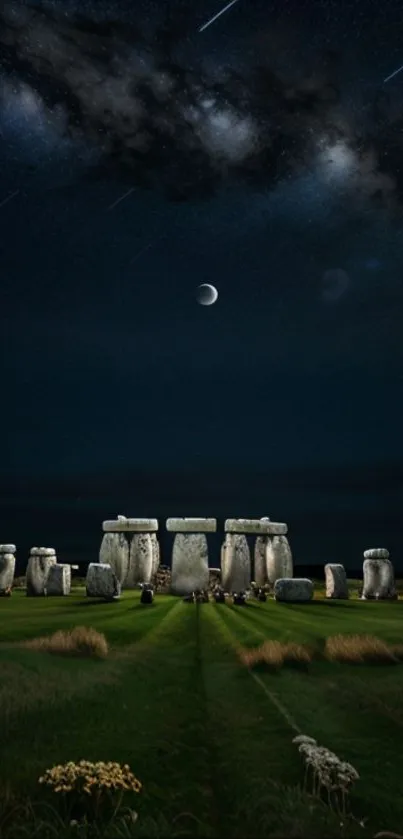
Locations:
274;578;313;602
86;563;121;600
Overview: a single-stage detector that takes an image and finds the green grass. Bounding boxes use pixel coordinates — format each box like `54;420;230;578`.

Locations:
1;583;403;837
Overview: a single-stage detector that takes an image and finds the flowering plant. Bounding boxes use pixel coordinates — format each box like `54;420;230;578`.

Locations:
292;735;359;816
38;760;142;825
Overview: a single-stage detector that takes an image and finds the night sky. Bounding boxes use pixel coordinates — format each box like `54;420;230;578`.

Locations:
1;0;403;574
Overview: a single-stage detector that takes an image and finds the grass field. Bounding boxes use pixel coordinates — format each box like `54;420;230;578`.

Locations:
1;580;403;838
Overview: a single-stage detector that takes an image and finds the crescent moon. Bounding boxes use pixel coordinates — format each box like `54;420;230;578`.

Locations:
196;283;218;306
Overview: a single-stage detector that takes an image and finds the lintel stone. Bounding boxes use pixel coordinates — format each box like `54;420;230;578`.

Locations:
0;544;16;553
225;519;288;535
166;518;217;532
102;518;158;533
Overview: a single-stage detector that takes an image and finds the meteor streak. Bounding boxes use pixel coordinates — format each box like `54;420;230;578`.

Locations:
384;63;403;83
198;0;241;33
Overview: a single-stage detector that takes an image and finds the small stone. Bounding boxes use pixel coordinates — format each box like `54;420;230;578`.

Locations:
86;563;121;600
325;564;349;599
274;578;313;602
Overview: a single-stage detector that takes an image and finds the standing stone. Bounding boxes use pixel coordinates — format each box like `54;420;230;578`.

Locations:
167;518;216;596
254;537;267;586
274;578;313;602
150;533;160;577
266;535;293;586
99;532;130;586
86;563;121;600
26;548;57;596
325;563;349;599
127;533;153;587
222;533;251;592
171;533;209;595
0;545;16;592
45;564;71;596
254;516;270;586
362;549;396;599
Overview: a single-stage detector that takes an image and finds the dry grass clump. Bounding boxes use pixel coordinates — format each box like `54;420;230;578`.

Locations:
325;634;398;664
23;626;108;659
239;639;312;670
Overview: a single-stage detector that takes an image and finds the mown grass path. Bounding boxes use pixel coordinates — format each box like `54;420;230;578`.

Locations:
1;591;403;837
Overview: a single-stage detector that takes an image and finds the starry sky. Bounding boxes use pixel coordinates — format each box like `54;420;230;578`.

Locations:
1;0;403;573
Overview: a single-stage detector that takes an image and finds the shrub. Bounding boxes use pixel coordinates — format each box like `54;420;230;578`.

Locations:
239;640;312;671
23;626;109;659
325;634;398;664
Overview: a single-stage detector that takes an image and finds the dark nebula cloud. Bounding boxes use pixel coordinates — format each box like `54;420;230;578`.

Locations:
0;1;402;209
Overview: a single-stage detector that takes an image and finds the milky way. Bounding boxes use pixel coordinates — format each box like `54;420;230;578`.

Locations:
0;1;402;212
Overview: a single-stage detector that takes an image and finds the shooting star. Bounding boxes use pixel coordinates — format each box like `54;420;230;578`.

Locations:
107;187;135;211
384;63;403;84
198;0;241;33
0;189;19;210
129;232;167;265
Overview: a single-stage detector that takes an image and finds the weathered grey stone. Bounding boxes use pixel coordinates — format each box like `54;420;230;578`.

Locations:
30;547;56;557
99;532;130;585
266;535;293;585
254;536;268;586
26;554;57;596
150;533;160;577
170;533;209;595
324;563;349;599
225;519;288;535
362;558;396;600
45;564;71;596
102;518;158;533
0;554;15;591
274;578;313;602
86;563;121;599
126;533;153;588
363;548;389;559
166;518;217;532
221;533;251;592
0;544;16;554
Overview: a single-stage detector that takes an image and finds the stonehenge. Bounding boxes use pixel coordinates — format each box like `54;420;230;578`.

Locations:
26;548;57;596
361;549;397;600
1;522;400;608
0;545;16;593
274;578;314;602
325;564;349;599
86;563;121;600
100;518;159;589
167;518;215;596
